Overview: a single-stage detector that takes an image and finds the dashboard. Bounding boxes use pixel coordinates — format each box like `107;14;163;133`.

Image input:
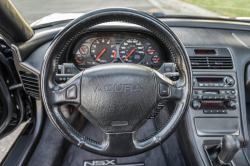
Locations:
66;32;169;70
10;19;250;166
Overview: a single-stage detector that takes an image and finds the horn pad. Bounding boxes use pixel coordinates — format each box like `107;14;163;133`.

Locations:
79;63;157;133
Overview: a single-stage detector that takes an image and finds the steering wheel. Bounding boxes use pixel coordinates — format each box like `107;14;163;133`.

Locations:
41;8;192;157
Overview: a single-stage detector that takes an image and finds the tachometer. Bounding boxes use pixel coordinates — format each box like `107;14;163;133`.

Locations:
120;38;144;63
90;38;117;63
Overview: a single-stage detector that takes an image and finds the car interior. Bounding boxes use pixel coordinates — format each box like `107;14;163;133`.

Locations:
0;0;250;166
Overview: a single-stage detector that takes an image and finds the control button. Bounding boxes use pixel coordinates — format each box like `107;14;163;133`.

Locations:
194;90;198;94
66;85;77;99
225;77;235;86
203;110;208;114
159;84;170;96
157;103;165;107
231;90;235;94
219;83;224;87
198;90;203;94
209;83;214;87
214;83;219;87
226;100;237;109
65;67;72;74
214;110;220;114
226;90;230;94
156;107;163;110
203;96;209;100
214;96;220;100
197;96;202;100
228;95;236;99
221;110;228;114
199;83;204;87
193;96;198;99
147;113;158;119
208;96;214;99
219;96;225;99
192;100;201;109
204;83;209;87
220;90;226;94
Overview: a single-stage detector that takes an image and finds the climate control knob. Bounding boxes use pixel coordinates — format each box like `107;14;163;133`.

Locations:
225;77;235;86
192;100;201;109
226;100;237;109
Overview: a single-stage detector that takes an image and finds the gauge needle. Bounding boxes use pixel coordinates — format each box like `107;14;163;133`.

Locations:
154;58;160;63
113;51;117;58
75;57;80;63
80;48;85;54
95;48;106;61
124;49;135;61
148;50;155;53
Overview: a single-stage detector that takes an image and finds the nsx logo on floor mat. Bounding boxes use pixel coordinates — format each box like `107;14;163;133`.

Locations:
83;159;144;166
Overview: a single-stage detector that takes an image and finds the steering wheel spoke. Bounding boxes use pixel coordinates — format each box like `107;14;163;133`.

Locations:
154;71;184;102
102;132;137;156
51;72;82;107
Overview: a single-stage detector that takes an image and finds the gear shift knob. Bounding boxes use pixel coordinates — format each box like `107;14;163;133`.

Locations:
217;135;241;164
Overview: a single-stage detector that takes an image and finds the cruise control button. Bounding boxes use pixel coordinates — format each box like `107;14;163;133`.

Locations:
158;103;165;107
66;85;77;99
156;107;163;110
159;84;170;96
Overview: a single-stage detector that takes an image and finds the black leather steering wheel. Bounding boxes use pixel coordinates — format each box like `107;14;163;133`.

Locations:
41;8;192;157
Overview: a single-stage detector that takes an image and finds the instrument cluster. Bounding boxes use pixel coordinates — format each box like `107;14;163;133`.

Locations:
68;32;165;69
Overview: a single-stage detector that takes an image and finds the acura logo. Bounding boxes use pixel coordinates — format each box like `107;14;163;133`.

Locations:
94;84;143;92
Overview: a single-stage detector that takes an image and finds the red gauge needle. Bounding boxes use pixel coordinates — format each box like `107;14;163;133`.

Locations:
148;50;155;53
124;49;135;61
80;48;85;54
75;57;80;63
154;58;160;63
113;51;117;58
95;48;106;61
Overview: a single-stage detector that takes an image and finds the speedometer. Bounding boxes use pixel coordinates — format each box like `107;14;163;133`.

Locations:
120;38;144;63
90;38;117;63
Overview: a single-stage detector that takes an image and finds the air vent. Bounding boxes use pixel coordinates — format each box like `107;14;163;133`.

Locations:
190;56;233;70
20;72;39;98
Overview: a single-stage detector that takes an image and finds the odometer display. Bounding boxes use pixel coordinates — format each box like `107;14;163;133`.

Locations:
120;38;144;63
90;38;117;63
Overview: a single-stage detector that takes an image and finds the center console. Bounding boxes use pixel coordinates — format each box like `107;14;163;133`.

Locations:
178;47;249;166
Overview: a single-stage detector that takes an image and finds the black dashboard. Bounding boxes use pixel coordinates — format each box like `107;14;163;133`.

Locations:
9;18;250;166
67;32;168;70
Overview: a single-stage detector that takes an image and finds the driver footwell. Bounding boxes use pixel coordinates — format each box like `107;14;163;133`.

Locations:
28;105;186;166
62;119;185;166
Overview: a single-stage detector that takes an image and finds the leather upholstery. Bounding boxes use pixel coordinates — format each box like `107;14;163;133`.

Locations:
41;8;192;156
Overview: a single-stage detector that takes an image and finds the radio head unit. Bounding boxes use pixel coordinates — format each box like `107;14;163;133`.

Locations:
193;76;235;87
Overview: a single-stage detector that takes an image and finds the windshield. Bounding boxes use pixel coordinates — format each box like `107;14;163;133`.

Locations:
11;0;250;24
